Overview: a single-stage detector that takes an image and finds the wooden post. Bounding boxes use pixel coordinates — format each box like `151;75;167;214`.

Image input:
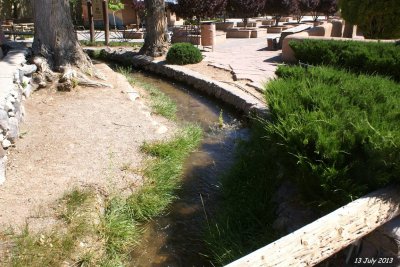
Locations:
87;0;95;43
225;186;400;267
102;0;109;45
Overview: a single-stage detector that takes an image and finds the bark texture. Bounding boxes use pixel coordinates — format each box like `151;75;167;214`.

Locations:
32;0;91;72
31;0;109;90
139;0;168;57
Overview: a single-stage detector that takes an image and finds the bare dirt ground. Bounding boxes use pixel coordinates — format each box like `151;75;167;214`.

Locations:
0;63;175;231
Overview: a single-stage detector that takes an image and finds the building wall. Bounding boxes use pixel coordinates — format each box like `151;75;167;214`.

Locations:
81;0;138;28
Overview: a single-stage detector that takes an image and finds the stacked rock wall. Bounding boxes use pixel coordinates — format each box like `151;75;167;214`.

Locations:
0;45;34;184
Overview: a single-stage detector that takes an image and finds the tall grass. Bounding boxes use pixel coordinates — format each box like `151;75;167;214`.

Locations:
116;66;177;120
289;39;400;81
205;123;281;265
100;124;203;264
270;65;400;209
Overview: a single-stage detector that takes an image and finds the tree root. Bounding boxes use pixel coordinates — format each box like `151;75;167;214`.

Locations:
58;66;112;91
30;56;112;91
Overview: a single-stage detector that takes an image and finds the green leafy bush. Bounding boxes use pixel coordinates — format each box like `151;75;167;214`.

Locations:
340;0;400;39
166;43;203;65
289;39;400;81
266;65;400;209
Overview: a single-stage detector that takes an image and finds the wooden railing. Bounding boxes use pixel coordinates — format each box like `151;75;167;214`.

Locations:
225;186;400;267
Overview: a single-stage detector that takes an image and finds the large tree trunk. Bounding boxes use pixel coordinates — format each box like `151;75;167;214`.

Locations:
32;0;108;90
139;0;168;57
32;0;91;72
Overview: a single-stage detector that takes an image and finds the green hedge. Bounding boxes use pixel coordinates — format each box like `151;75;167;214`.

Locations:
266;65;400;209
289;39;400;82
166;43;203;65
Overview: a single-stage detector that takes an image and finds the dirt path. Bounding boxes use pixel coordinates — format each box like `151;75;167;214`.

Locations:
0;63;175;230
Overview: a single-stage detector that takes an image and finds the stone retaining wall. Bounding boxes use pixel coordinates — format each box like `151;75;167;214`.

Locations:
0;45;34;184
85;48;267;117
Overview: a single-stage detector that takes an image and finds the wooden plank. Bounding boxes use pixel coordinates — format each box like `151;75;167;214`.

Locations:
225;186;400;267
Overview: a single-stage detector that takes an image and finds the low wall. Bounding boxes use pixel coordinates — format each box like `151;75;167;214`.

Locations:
0;45;35;185
226;29;252;38
85;48;267;117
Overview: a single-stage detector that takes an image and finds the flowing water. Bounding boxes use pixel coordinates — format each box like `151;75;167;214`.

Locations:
129;72;249;267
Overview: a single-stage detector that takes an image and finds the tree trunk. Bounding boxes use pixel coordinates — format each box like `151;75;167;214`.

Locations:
32;0;92;72
274;15;281;27
139;0;168;57
12;2;19;20
32;0;109;90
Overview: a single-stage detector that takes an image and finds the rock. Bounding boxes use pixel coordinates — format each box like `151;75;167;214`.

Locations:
23;84;33;97
8;117;19;143
0;110;10;132
0;145;5;158
20;105;25;118
2;139;11;149
8;111;15;117
7;96;16;104
0;156;7;185
13;72;20;83
18;64;37;76
5;101;14;112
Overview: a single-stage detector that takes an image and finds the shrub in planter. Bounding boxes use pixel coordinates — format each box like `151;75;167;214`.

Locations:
289;39;400;82
265;65;400;210
166;43;203;65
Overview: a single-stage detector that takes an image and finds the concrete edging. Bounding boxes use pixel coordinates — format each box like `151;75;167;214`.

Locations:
85;48;268;117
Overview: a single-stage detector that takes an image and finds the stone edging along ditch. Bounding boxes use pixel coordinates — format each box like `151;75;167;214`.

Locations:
0;45;36;185
84;48;269;117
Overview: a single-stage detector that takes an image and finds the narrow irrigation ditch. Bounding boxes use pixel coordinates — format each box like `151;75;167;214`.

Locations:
125;71;249;266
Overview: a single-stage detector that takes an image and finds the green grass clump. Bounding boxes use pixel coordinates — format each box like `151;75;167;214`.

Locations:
9;189;99;267
268;65;400;209
289;39;400;81
205;124;281;265
128;124;203;220
166;43;203;65
116;66;177;120
100;124;202;263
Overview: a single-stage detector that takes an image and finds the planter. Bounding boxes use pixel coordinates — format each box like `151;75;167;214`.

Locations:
237;22;258;28
250;29;268;38
226;28;252;38
267;27;283;33
262;20;274;26
215;22;234;31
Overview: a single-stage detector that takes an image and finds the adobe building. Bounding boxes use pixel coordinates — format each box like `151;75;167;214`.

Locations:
81;0;183;29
